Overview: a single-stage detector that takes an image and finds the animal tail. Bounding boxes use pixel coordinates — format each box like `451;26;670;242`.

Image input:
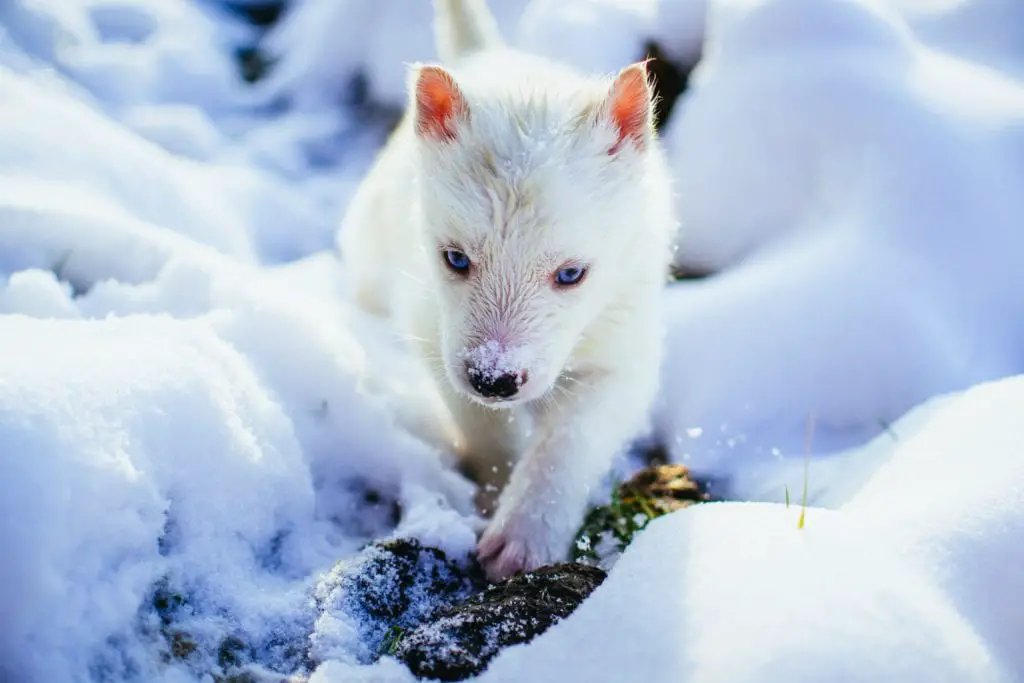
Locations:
433;0;503;63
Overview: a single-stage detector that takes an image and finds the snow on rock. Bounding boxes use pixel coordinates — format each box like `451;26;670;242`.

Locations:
311;539;483;667
392;563;607;681
0;313;312;682
656;0;1024;481
469;375;1024;683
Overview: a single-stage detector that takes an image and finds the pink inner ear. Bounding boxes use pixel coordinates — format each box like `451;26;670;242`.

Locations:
415;66;468;142
607;63;652;155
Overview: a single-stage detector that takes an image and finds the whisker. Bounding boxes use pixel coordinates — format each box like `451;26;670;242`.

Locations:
399;269;428;286
560;375;593;391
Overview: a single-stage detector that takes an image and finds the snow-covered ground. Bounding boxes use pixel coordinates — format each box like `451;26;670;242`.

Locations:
1;0;1023;681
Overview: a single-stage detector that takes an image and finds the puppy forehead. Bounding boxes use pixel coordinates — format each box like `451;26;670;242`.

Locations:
424;160;604;253
432;197;593;268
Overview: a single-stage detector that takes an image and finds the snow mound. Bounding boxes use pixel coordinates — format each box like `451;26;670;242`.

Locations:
888;0;1024;80
516;0;657;75
0;274;477;681
0;0;252;112
0;0;365;264
656;0;1024;480
471;374;1024;683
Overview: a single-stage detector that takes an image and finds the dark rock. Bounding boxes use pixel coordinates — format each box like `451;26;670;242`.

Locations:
223;2;288;28
145;579;311;679
669;262;717;281
152;580;187;627
169;630;199;661
237;46;274;83
218;635;251;670
642;40;699;132
573;463;711;565
384;466;708;680
312;538;485;664
392;563;607;681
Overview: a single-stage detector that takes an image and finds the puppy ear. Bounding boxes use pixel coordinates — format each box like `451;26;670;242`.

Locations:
602;61;655;155
412;65;469;143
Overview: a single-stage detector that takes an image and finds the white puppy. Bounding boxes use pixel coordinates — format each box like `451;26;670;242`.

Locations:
339;0;678;582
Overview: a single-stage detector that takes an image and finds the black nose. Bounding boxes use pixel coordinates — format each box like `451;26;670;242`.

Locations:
467;368;524;399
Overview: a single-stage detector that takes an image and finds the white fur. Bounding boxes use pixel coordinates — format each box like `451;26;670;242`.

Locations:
338;0;677;581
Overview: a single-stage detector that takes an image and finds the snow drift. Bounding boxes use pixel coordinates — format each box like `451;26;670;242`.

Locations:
654;0;1024;487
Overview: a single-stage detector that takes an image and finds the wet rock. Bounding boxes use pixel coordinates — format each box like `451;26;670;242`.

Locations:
573;463;711;566
392;563;607;681
312;538;485;664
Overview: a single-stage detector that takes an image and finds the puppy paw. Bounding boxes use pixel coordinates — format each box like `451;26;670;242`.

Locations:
476;530;532;583
476;505;573;583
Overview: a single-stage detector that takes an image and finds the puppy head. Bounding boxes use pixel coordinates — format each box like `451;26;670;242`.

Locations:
411;60;656;407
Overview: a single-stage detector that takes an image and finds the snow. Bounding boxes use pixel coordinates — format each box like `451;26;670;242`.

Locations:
655;0;1024;484
473;376;1024;683
257;0;531;111
0;293;477;682
516;0;658;75
1;0;1024;681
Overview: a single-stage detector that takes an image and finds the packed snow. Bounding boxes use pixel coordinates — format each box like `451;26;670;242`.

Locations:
2;0;1023;681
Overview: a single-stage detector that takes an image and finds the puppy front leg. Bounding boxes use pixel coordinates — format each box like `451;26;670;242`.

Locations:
477;364;657;582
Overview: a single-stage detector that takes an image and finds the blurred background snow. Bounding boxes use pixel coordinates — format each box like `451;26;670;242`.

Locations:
1;0;1023;681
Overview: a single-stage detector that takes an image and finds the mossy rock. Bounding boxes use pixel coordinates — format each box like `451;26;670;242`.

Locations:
146;466;708;682
312;538;485;664
573;463;711;565
148;580;307;680
391;563;607;681
385;464;710;680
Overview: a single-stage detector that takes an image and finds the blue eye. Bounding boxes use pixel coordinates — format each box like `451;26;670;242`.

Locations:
444;249;471;273
554;265;587;287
